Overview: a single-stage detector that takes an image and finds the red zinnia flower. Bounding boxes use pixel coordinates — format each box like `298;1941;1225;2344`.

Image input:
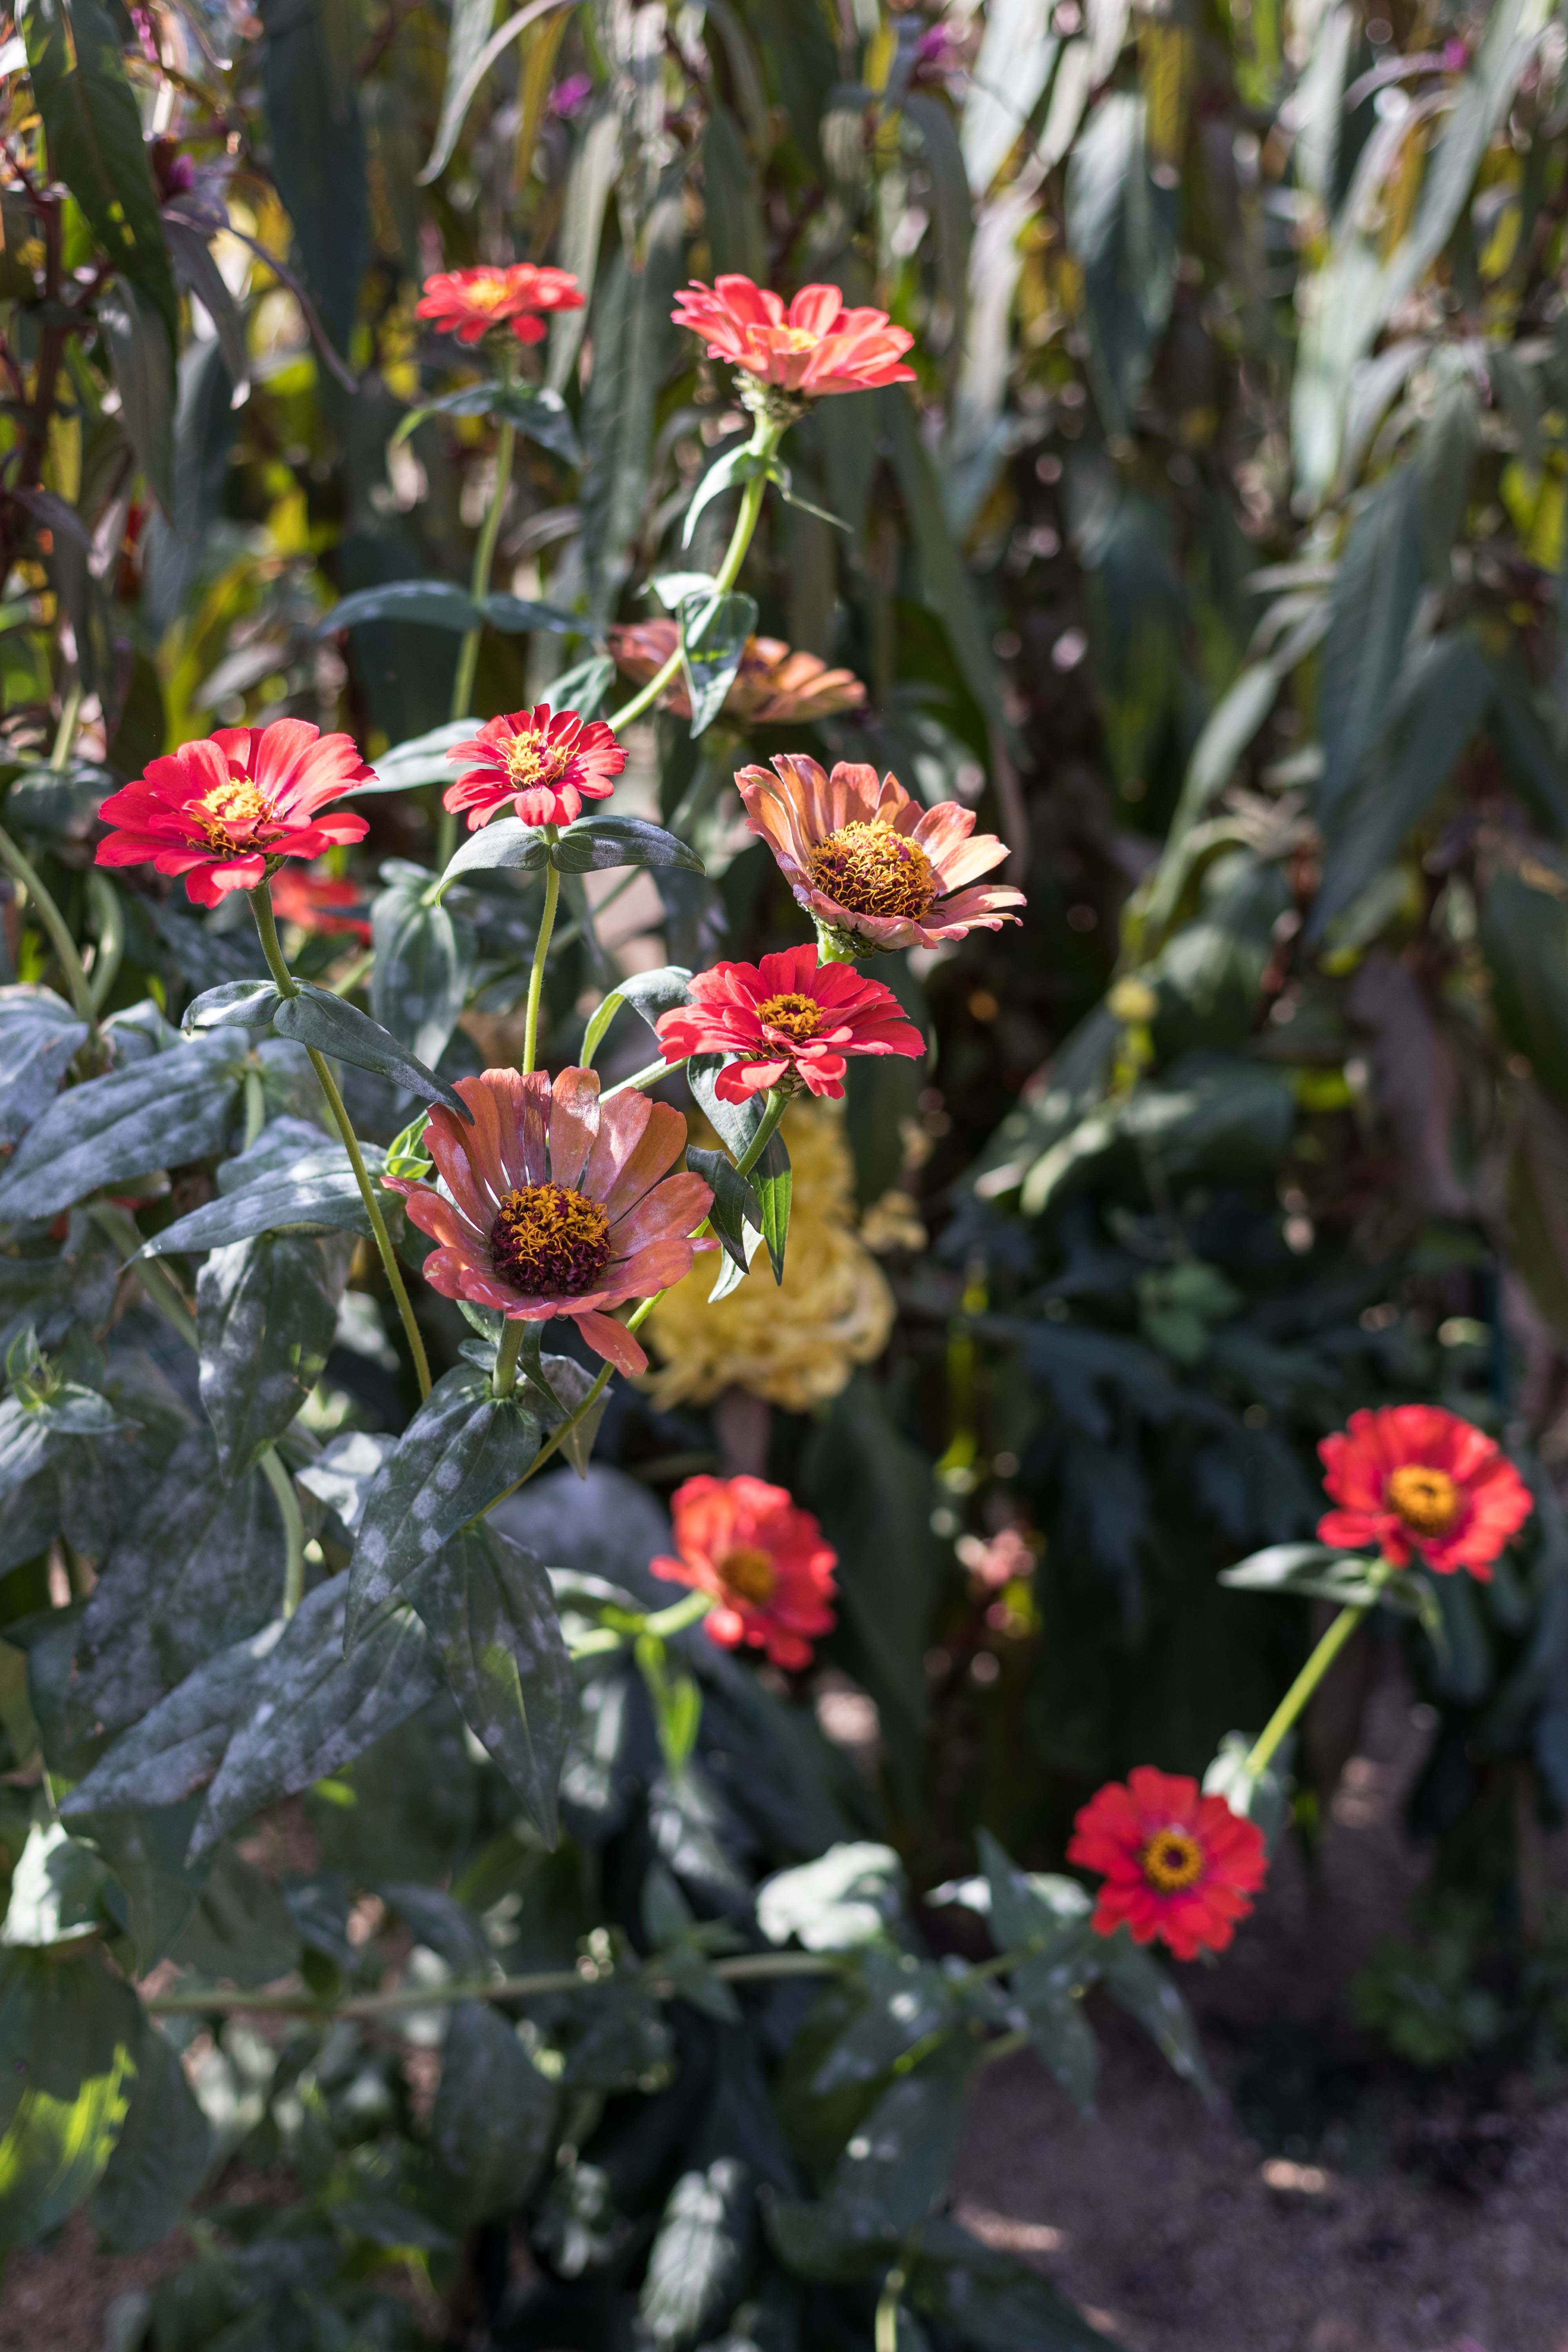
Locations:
735;755;1025;954
654;943;925;1103
443;705;627;831
416;262;584;347
671;276;916;397
386;1067;711;1377
1067;1768;1268;1962
650;1474;837;1670
95;720;372;908
1316;1404;1533;1581
269;865;372;940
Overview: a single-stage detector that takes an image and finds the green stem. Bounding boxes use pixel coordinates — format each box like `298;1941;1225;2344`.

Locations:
260;1446;306;1618
602;1054;682;1100
247;884;433;1402
0;822;96;1027
1242;1569;1390;1782
89;1203;198;1347
85;873;123;1013
735;1086;787;1178
50;677;83;771
442;350;518;869
492;1318;528;1400
813;918;860;967
521;855;560;1076
643;1587;716;1639
875;2271;905;2352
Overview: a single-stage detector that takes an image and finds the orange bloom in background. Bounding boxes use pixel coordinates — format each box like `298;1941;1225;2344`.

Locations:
95;720;371;907
655;943;925;1103
651;1474;838;1670
1068;1768;1268;1963
672;277;916;397
269;865;371;940
387;1068;711;1377
1317;1404;1534;1581
736;754;1025;954
444;706;627;830
416;262;584;346
607;621;866;726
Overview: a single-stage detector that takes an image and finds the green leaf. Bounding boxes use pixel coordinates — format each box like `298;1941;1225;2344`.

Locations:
393;379;583;465
259;0;367;359
89;2017;211;2253
314;579;580;635
639;2159;751;2348
18;0;179;348
1316;467;1425;824
1218;1540;1418;1613
345;1365;541;1644
550;814;706;875
1;1821;110;1951
181;980;283;1033
682;443;765;549
371;863;475;1072
769;2036;978;2269
961;0;1057;194
1481;868;1568;1114
687;1146;762;1284
810;1949;955;2093
1065;93;1177;439
752;1131;791;1283
142;1140;383;1258
0;985;89;1147
96;284;176;520
756;1842;907;1952
1202;1732;1292;1849
884;388;1007;735
0;1949;138;2250
197;1235;339;1481
546;650;617;720
62;1625;282;1817
580;192;684;622
0;1400;53;1503
360;719;479;796
1095;1930;1217;2105
0;1033;246;1228
701;102;767;281
679;590;759;737
439;815;552;889
272;982;471;1117
163;213;252;401
907;2219;1115;2351
431;1998;557;2226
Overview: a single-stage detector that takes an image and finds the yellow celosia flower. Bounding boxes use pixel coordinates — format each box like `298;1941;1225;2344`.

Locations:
643;1100;895;1412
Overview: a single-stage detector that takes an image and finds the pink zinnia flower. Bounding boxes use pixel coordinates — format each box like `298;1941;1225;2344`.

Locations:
651;1474;838;1670
416;263;584;347
95;720;371;908
655;944;924;1102
1068;1768;1269;1963
1317;1405;1533;1582
387;1068;711;1377
443;705;627;830
671;276;916;396
735;754;1025;954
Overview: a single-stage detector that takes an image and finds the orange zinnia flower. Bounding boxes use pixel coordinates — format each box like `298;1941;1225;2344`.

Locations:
387;1069;711;1377
416;263;584;347
655;944;924;1102
607;622;866;726
735;754;1025;954
1317;1405;1533;1581
269;865;372;940
671;276;916;397
444;706;627;830
1068;1768;1268;1963
650;1474;838;1670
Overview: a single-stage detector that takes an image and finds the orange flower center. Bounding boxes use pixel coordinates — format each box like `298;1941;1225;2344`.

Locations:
807;822;938;923
1140;1829;1205;1892
504;733;573;794
197;777;275;852
766;326;820;355
755;991;823;1044
717;1544;777;1604
1385;1465;1460;1537
489;1183;612;1297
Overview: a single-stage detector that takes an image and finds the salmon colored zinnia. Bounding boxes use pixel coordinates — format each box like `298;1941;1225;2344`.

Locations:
416;262;584;346
269;865;372;940
655;943;925;1102
607;621;866;726
671;276;916;397
1317;1404;1533;1581
444;706;627;830
387;1068;711;1377
95;720;372;907
1068;1768;1268;1962
650;1474;838;1670
735;754;1025;954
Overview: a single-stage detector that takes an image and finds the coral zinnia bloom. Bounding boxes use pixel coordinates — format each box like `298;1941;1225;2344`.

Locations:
651;1474;837;1670
1316;1404;1533;1581
735;755;1024;954
607;621;866;726
655;944;924;1103
269;865;371;940
672;276;915;396
444;705;627;830
1068;1768;1268;1963
96;721;371;908
387;1068;711;1377
416;262;584;346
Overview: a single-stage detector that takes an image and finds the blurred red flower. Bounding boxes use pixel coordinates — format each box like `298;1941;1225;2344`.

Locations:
269;865;371;940
95;720;371;907
607;620;866;726
672;276;915;396
1068;1767;1268;1962
444;705;626;830
416;263;584;347
655;944;924;1103
1317;1404;1533;1580
651;1474;838;1669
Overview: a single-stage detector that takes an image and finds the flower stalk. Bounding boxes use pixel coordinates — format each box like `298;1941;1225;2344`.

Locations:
1242;1560;1392;1782
521;851;561;1076
0;821;97;1029
441;346;518;868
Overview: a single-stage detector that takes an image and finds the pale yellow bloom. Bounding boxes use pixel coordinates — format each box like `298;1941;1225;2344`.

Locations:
643;1100;895;1412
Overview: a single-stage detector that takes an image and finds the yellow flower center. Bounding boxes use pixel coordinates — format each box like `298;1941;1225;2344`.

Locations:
807;822;938;923
465;275;512;309
764;326;820;354
754;991;823;1044
504;733;572;793
489;1183;612;1298
717;1544;777;1604
197;777;275;852
1385;1465;1461;1537
1140;1829;1205;1892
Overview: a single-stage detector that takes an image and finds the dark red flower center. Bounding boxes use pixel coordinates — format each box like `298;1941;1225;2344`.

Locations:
196;777;276;852
755;990;823;1045
489;1182;612;1297
1140;1829;1205;1892
807;822;938;922
1385;1464;1460;1537
718;1544;777;1603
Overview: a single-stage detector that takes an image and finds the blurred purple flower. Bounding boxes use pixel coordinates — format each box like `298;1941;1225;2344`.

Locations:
550;74;593;119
